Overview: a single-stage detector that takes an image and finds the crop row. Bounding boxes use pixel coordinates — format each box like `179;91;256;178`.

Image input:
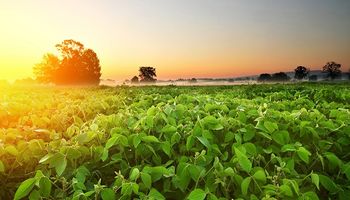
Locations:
0;83;349;199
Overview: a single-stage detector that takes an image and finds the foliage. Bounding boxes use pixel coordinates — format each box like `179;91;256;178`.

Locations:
131;76;139;83
34;39;101;85
271;72;290;82
257;74;272;82
257;73;290;82
0;83;350;199
323;61;342;80
189;78;197;83
139;67;157;82
294;66;310;80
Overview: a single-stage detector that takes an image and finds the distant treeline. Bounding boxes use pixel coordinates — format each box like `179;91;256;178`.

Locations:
1;38;349;86
257;62;349;82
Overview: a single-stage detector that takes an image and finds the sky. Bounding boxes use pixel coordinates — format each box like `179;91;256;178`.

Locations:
0;0;349;81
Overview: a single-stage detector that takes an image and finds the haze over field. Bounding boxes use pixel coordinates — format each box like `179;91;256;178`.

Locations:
0;0;350;81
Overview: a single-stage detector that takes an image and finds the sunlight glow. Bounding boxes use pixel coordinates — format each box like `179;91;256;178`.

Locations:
0;0;349;81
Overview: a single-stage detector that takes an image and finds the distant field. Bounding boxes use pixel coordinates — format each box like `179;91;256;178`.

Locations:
100;80;257;86
1;83;350;199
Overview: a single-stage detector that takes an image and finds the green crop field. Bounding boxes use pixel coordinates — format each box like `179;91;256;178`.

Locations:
1;83;350;200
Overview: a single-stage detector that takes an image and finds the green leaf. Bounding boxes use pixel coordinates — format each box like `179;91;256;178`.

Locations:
339;190;350;200
14;178;36;200
187;188;207;200
133;135;141;148
311;173;320;190
121;183;133;196
85;190;95;197
264;121;278;133
148;188;165;200
319;175;339;193
186;135;195;150
272;130;290;145
101;188;116;200
76;133;88;144
297;147;311;164
0;160;5;172
141;173;152;189
105;135;119;149
288;179;300;196
257;131;272;140
176;163;191;192
66;148;82;160
281;144;296;152
234;147;252;173
188;164;204;181
129;168;140;181
241;177;251;196
143;166;169;182
243;129;255;142
145;116;154;128
243;143;257;156
147;106;157;116
76;166;90;183
5;145;19;156
224;167;235;177
324;152;342;169
280;184;293;197
197;136;211;149
225;132;235;143
34;170;44;180
101;148;109;162
39;177;51;197
161;141;171;156
253;169;266;183
341;164;350;180
161;124;177;134
142;135;160;143
202;116;223;130
39;153;53;164
52;154;67;176
29;190;40;200
131;183;139;194
171;132;181;145
303;191;319;200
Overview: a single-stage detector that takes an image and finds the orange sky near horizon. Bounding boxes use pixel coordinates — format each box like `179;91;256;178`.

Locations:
0;0;349;82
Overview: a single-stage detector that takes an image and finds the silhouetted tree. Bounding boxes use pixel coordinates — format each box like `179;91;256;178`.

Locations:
33;53;60;83
257;73;272;82
139;67;157;82
131;76;139;83
189;78;197;83
294;66;310;80
309;75;318;81
34;39;101;85
271;72;290;82
322;61;341;80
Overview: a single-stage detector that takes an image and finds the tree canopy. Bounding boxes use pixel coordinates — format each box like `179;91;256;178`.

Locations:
139;67;157;82
323;61;342;80
271;72;290;82
34;39;101;85
294;66;310;80
257;73;272;82
131;76;139;83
